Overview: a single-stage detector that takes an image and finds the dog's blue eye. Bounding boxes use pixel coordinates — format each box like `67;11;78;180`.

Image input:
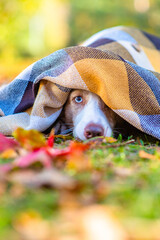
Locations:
75;96;83;103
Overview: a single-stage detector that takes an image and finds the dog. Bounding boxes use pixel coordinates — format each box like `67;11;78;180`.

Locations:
54;89;138;141
63;90;115;140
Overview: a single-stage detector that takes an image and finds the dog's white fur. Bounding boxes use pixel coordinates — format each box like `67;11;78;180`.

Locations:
73;93;112;140
63;89;117;140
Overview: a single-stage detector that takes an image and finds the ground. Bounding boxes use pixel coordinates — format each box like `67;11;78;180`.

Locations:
0;130;160;240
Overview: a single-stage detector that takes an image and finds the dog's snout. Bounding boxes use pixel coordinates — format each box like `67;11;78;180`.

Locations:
84;123;104;139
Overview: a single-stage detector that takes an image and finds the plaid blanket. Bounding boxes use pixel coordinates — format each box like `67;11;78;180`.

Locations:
0;26;160;139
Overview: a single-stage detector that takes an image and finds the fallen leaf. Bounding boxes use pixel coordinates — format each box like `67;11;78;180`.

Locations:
0;148;17;159
0;164;13;173
69;141;90;154
14;142;89;171
104;137;117;143
46;129;54;147
139;150;156;160
13;127;46;151
0;133;18;152
9;168;78;190
0;128;89;174
67;155;91;171
14;149;52;168
66;142;90;171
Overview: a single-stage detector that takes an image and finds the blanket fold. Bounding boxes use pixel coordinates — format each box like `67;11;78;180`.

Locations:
0;26;160;139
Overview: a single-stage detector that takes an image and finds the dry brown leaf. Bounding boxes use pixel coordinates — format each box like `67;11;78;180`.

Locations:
139;150;156;160
8;168;78;190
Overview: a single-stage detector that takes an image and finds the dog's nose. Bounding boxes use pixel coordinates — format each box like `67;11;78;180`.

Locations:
84;123;104;139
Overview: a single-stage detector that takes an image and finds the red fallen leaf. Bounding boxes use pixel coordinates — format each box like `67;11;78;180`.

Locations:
46;147;71;158
69;141;90;153
66;142;90;171
14;149;52;168
0;134;18;152
0;128;89;173
0;164;13;173
35;141;89;160
0;148;56;173
46;130;54;148
14;142;88;169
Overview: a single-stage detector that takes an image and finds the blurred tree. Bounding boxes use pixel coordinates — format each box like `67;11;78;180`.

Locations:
28;0;69;56
69;0;160;46
0;0;160;61
0;0;69;59
0;0;41;59
0;0;70;81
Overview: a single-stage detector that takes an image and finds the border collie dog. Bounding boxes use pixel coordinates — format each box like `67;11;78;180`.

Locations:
56;89;135;141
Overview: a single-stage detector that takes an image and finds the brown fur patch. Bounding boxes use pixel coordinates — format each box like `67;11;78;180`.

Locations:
64;90;118;130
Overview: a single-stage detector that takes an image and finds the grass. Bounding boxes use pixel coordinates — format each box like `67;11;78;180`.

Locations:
0;136;160;239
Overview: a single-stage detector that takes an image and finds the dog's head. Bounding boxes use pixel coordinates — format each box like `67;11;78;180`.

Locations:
64;90;116;140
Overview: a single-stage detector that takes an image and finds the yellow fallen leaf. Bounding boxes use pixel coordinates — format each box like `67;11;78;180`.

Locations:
104;137;117;143
139;150;156;160
13;127;46;151
0;148;17;159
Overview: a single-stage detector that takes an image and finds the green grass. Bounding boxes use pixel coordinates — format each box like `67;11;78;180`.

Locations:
0;137;160;239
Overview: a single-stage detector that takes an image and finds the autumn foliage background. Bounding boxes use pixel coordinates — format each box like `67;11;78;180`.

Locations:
1;0;160;82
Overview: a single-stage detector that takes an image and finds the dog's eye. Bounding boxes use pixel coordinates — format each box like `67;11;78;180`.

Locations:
74;96;83;103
